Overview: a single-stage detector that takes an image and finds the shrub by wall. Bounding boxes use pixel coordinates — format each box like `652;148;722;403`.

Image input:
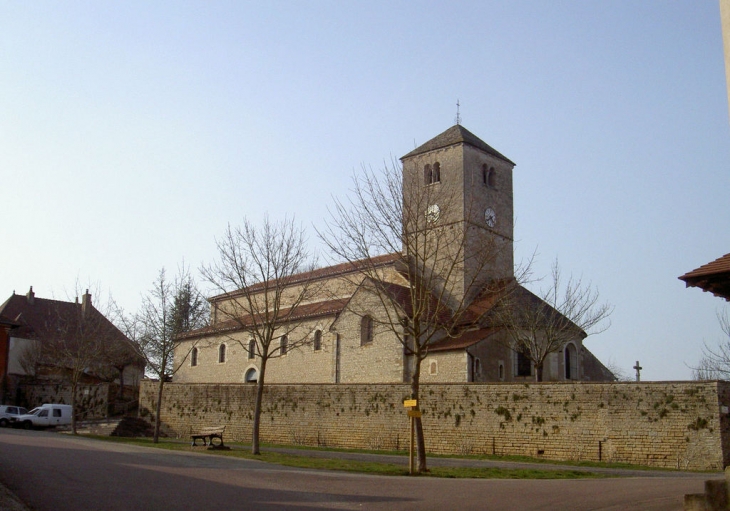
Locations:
139;380;730;470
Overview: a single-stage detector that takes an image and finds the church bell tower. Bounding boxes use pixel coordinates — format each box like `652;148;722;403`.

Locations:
400;125;515;305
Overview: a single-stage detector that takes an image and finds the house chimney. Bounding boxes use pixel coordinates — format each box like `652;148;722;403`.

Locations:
26;286;35;305
81;289;91;315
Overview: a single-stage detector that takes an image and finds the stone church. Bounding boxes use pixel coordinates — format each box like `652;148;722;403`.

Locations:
173;125;613;385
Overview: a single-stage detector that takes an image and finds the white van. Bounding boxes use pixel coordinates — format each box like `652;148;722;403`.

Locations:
15;404;73;429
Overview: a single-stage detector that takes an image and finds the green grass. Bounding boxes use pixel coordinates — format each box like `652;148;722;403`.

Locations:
85;436;607;479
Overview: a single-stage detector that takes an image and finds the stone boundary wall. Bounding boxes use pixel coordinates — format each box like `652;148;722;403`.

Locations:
19;383;110;420
140;380;730;470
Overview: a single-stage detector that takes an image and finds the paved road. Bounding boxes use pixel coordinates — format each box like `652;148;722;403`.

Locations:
0;429;713;511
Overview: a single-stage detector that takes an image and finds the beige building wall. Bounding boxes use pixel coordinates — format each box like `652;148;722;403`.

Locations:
422;351;468;383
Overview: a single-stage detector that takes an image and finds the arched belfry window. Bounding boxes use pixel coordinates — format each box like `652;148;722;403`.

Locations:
361;315;373;345
482;164;496;188
313;330;322;351
218;343;226;363
191;347;198;367
424;162;441;185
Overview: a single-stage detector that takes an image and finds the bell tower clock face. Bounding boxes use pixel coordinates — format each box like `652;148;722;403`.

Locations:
484;207;496;228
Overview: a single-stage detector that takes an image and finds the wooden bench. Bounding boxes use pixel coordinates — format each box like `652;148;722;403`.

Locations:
190;426;226;448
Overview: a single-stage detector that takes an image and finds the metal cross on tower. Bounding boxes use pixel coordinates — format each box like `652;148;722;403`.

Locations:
633;360;643;382
455;99;461;125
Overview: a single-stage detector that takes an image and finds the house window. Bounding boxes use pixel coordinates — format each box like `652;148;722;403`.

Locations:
313;330;322;351
280;335;288;356
360;315;373;345
248;339;255;360
515;349;532;377
191;347;198;367
218;344;226;363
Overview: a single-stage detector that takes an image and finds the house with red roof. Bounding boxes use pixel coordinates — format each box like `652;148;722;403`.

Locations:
0;287;144;404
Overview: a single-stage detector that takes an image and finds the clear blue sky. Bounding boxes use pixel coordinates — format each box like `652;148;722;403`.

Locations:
1;1;728;380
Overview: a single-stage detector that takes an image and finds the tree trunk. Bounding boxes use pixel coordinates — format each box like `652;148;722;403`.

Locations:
252;358;267;455
410;362;427;473
535;363;544;382
70;379;78;435
153;378;164;444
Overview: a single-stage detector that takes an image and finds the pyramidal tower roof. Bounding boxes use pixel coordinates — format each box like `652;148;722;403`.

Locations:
401;124;514;165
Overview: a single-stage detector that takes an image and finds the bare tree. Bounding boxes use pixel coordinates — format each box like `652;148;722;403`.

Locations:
319;160;515;473
495;259;612;382
693;309;730;380
604;358;631;382
125;266;208;442
201;216;319;455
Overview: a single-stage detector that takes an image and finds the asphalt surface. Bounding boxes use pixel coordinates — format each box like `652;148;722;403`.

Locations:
0;428;715;511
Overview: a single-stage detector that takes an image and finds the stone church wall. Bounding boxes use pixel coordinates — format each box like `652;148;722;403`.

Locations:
140;380;730;471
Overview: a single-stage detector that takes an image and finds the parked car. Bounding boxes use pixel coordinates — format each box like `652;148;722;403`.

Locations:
14;404;72;430
0;405;28;427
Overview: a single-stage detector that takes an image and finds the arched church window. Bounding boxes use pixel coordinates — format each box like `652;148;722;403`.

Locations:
280;335;288;355
313;330;322;351
515;348;532;377
360;315;373;345
498;362;504;381
191;347;198;367
247;339;255;360
244;367;258;383
432;162;441;183
218;343;226;363
565;343;578;380
429;360;438;375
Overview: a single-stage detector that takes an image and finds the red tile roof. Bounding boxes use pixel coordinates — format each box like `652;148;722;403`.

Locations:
210;253;400;302
679;253;730;301
0;290;143;366
177;298;349;340
428;327;500;352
